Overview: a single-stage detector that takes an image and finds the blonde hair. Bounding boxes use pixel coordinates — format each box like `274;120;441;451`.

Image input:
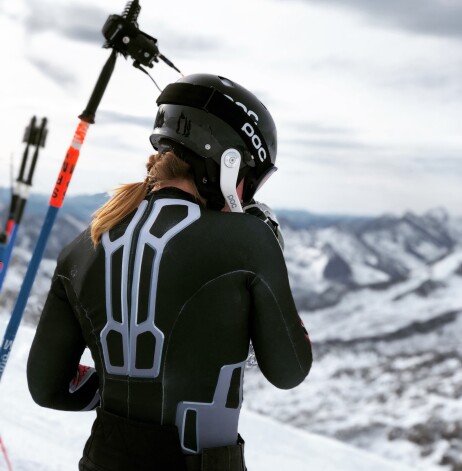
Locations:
90;152;198;247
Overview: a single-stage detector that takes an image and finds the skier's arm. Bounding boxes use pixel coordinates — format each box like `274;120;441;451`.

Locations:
248;221;312;389
27;274;100;411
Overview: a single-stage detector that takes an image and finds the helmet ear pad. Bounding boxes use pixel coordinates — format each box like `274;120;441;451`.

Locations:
156;138;249;210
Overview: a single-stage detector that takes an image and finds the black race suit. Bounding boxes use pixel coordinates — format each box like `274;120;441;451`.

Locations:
27;188;312;470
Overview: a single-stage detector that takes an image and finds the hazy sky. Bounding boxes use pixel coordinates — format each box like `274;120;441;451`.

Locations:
0;0;461;216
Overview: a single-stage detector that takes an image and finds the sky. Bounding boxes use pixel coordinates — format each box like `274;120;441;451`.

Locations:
0;0;461;216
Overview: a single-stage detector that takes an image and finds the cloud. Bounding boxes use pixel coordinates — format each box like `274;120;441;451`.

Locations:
284;120;353;137
28;56;78;88
382;63;462;98
280;120;376;158
22;0;222;54
408;154;462;177
157;30;223;58
282;136;377;152
299;0;462;40
25;3;106;44
97;110;153;128
277;120;462;182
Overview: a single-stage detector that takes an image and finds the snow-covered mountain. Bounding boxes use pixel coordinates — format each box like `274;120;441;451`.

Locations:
249;209;462;470
1;192;462;469
281;207;462;311
0;319;412;471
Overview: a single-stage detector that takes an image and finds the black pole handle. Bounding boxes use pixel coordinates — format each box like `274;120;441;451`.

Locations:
79;49;118;124
25;118;48;186
18;116;36;183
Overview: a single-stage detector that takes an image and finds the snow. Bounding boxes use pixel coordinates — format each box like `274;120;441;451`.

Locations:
304;260;462;342
0;317;411;471
432;250;462;280
243;241;462;470
351;262;390;284
1;209;461;469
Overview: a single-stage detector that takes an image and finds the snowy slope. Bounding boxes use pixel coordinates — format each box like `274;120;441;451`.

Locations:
244;251;462;470
0;318;411;471
2;204;461;469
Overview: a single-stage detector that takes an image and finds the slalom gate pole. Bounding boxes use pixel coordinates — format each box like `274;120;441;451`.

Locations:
0;118;48;292
0;435;13;471
0;48;118;383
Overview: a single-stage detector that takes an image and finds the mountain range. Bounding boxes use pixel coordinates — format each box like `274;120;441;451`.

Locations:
1;190;462;470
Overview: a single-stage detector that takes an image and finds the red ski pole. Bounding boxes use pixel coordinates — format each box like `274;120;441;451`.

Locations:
0;0;181;384
0;435;13;471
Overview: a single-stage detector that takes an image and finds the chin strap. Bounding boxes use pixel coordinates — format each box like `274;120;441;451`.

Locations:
220;149;243;213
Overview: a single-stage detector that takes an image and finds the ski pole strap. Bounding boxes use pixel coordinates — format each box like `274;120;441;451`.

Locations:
156;83;272;177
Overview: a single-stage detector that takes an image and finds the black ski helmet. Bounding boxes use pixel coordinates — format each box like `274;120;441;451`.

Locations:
150;74;277;209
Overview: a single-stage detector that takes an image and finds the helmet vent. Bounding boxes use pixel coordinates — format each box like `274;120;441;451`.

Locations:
218;76;234;87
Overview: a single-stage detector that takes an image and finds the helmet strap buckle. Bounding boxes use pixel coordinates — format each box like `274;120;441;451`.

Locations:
220;149;243;213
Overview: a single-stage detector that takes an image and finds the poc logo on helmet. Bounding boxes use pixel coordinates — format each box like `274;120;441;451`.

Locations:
227;194;238;209
242;123;267;163
224;94;259;123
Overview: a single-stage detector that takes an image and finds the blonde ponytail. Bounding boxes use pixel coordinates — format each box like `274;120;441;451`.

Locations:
90;152;197;247
90;181;148;247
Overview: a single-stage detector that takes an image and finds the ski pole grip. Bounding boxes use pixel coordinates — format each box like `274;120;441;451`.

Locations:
79;49;118;124
25;118;48;186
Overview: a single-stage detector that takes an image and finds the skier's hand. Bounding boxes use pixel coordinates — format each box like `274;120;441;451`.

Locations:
69;365;98;394
243;200;284;251
69;364;100;411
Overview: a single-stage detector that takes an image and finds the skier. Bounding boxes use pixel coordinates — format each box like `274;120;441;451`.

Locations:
27;74;312;471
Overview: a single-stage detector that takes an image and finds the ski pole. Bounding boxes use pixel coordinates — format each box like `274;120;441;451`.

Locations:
0;0;182;383
0;47;118;383
0;0;174;383
0;117;48;292
0;116;36;273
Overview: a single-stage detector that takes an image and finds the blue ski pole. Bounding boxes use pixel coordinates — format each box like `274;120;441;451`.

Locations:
0;224;18;291
0;0;179;382
0;46;118;382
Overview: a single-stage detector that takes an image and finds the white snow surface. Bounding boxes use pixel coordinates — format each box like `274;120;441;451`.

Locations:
0;318;411;471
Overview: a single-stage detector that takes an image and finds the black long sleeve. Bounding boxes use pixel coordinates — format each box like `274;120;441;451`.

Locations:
27;188;312;453
27;273;99;411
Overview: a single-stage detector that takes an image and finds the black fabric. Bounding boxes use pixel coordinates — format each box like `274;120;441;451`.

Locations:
184;435;246;471
28;188;312;467
79;408;186;471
